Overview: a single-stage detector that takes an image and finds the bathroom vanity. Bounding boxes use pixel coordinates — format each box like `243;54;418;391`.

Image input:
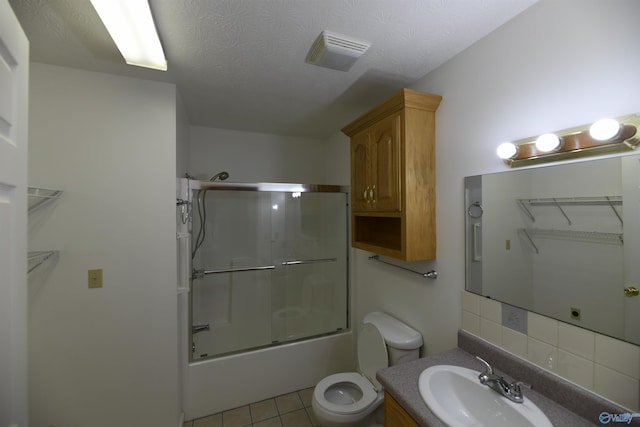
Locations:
384;391;420;426
378;331;638;426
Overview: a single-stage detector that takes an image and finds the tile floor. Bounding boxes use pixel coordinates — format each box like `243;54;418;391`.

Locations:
183;387;321;427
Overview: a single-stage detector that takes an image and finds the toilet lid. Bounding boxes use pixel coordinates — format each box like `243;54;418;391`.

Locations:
357;323;388;391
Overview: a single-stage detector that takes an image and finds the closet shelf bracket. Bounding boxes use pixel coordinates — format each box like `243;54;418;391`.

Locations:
28;186;63;213
28;250;59;274
519;229;539;254
519;228;623;251
517;196;623;226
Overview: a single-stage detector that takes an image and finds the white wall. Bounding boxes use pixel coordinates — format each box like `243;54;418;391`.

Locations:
189;126;332;184
28;64;179;427
175;90;190;424
176;91;191;181
322;131;351;185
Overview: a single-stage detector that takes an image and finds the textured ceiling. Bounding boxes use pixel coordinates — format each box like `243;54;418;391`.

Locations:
10;0;538;139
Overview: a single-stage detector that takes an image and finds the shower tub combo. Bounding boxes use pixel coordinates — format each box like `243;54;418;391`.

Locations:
177;177;352;419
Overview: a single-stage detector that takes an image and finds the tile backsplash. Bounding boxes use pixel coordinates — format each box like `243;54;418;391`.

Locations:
461;291;640;411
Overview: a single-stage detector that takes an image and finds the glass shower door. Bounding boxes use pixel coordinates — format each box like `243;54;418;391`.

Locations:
269;191;348;343
190;185;348;360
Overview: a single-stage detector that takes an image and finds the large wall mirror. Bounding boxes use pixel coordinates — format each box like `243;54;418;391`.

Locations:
465;154;640;345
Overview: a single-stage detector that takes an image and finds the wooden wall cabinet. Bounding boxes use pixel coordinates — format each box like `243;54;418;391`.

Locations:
350;113;401;212
384;391;420;427
342;88;441;261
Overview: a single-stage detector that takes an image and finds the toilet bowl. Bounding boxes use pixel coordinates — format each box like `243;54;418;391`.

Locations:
312;323;386;427
312;312;423;427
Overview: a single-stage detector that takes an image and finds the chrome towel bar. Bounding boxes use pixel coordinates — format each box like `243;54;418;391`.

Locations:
369;255;437;279
281;258;336;266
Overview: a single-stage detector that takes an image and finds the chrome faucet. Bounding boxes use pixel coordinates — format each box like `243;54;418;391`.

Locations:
475;356;529;403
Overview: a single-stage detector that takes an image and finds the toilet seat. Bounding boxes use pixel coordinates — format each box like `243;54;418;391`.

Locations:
313;372;378;415
313;323;388;415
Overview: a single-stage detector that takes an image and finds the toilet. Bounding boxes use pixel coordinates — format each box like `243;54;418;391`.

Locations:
312;311;423;427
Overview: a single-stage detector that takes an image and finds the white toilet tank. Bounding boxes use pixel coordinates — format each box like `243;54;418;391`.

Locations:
363;312;423;366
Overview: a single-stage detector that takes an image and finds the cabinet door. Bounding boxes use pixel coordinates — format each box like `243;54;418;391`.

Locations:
351;130;371;211
370;113;401;211
384;392;420;427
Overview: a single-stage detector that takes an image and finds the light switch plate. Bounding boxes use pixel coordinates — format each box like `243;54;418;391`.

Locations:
88;269;103;288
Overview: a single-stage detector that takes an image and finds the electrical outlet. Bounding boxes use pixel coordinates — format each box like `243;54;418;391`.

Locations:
88;269;103;288
505;239;511;250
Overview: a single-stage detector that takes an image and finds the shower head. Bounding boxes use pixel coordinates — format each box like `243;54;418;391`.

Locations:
209;171;229;182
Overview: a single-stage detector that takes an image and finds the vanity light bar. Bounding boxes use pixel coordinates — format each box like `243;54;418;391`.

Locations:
498;114;640;167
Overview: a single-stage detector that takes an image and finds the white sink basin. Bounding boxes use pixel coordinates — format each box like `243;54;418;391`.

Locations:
418;365;553;427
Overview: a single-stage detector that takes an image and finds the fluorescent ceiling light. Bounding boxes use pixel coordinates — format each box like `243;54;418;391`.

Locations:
91;0;167;71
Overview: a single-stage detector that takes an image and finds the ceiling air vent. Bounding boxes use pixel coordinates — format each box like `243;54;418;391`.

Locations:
305;31;370;72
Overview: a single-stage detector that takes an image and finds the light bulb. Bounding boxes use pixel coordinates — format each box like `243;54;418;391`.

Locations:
589;118;620;141
535;133;561;152
497;142;518;159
